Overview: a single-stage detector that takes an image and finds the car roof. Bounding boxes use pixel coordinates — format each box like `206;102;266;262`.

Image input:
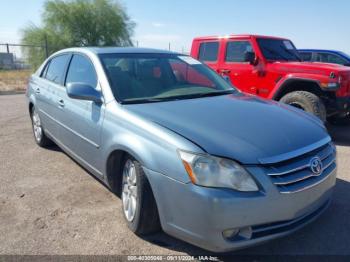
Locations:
193;34;288;41
57;47;181;55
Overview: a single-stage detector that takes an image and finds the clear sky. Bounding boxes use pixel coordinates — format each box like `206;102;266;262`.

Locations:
1;0;350;54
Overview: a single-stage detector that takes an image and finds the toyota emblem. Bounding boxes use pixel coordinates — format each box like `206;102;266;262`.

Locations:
310;157;323;176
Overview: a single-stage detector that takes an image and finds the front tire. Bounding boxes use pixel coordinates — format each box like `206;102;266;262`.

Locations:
121;157;160;235
30;107;53;147
280;91;327;122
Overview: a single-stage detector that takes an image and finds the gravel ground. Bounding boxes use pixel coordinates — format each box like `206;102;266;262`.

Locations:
0;94;349;257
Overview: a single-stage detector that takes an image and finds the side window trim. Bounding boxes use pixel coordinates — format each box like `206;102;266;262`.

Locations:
41;53;72;87
224;40;253;64
40;60;51;78
64;52;98;88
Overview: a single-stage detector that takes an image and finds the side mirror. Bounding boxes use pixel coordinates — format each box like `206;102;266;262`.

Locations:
66;83;102;103
244;51;257;65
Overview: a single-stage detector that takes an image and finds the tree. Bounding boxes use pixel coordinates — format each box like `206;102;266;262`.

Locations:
21;0;135;69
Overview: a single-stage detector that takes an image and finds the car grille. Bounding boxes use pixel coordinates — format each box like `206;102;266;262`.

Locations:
263;142;336;194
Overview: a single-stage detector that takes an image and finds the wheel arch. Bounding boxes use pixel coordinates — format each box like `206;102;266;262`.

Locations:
272;78;324;101
105;145;151;197
29;102;34;115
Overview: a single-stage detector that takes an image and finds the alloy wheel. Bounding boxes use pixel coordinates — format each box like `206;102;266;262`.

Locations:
32;109;43;142
122;160;138;222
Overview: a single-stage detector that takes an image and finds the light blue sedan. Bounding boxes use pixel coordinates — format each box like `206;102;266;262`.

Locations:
27;47;337;252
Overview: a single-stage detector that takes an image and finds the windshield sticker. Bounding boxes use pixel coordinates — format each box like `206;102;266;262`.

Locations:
283;41;294;50
178;56;202;65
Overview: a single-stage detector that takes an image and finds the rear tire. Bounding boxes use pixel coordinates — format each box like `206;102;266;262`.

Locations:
30;107;53;147
280;91;327;122
121;156;160;235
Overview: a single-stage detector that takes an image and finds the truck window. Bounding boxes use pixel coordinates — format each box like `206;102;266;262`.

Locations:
225;41;253;62
198;42;219;62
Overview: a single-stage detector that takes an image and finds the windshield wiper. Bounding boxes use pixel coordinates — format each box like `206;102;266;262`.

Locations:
191;90;235;98
122;90;235;104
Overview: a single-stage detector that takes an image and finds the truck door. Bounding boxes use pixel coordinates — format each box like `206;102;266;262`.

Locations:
219;39;259;94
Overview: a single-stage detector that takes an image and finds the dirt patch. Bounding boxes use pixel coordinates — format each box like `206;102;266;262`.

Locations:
0;70;31;94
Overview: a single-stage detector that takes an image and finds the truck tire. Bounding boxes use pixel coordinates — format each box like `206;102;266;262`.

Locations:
121;156;160;235
280;91;327;122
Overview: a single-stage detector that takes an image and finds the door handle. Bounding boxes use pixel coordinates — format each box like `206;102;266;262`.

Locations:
35;88;40;94
220;69;231;74
58;99;65;107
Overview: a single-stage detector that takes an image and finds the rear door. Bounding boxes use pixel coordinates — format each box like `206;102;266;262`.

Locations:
196;41;221;72
34;54;71;140
58;53;105;174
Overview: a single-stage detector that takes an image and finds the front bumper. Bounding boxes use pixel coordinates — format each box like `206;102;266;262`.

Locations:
144;167;336;253
328;97;350;117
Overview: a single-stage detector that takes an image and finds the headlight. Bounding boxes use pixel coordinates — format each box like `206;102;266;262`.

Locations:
178;150;259;192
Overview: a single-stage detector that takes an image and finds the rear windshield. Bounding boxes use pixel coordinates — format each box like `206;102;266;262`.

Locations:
257;38;301;62
99;53;236;104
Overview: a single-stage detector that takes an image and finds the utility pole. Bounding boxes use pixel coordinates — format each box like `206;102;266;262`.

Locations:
6;44;9;53
168;42;171;51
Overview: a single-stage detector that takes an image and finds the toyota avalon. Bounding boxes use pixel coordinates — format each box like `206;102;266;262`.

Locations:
26;47;337;252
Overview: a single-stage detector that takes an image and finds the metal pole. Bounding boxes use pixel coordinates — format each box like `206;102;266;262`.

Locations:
6;44;9;53
44;34;49;58
168;42;171;51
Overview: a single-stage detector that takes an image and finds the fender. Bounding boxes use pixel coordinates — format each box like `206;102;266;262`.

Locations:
100;105;204;184
268;73;330;100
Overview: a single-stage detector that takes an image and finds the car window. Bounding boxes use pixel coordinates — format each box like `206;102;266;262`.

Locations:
66;54;97;87
327;54;347;65
45;54;70;85
99;53;236;103
299;52;312;62
198;42;219;62
40;60;51;78
225;41;253;62
315;53;348;65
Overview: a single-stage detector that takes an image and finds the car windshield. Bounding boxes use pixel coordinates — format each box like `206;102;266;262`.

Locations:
99;53;236;104
257;38;301;62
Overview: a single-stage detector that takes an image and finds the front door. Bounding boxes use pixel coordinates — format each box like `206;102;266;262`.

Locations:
58;54;105;174
219;39;259;95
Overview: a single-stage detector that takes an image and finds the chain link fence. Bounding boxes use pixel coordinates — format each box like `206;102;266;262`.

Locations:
0;43;48;94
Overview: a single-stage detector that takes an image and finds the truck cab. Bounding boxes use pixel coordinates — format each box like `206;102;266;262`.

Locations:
191;35;350;123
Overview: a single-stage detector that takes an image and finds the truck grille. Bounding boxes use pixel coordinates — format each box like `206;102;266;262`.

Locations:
264;142;336;194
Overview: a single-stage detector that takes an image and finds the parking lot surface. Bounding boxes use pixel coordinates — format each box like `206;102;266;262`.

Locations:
0;94;349;256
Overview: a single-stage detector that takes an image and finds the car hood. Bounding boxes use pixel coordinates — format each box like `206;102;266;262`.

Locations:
124;93;330;164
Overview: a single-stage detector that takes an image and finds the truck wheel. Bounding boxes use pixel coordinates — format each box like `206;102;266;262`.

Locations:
280;91;327;122
121;156;160;235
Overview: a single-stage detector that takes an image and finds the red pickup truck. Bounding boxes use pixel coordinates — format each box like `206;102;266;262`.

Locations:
191;35;350;123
